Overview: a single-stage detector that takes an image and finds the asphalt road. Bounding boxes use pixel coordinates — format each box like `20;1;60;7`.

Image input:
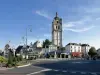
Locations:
0;59;100;75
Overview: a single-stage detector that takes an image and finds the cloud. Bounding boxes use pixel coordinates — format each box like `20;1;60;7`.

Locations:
63;16;96;32
63;22;75;28
36;10;52;19
85;8;100;13
96;17;100;20
43;34;51;37
64;25;95;32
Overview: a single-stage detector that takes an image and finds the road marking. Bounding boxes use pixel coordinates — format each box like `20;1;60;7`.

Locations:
53;70;59;72
26;69;52;75
62;70;67;72
71;71;76;73
81;72;86;74
90;73;97;75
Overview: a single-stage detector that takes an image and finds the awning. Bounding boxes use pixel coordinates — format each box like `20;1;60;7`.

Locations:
72;52;81;56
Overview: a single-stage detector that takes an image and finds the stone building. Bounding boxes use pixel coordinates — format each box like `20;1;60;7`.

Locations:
52;12;62;49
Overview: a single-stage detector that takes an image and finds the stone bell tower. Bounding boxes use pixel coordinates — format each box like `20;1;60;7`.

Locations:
52;12;62;49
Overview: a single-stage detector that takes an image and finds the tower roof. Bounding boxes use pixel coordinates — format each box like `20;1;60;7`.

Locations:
56;12;58;17
54;12;60;20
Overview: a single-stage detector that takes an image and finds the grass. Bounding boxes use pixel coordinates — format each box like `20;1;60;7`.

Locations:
16;60;29;66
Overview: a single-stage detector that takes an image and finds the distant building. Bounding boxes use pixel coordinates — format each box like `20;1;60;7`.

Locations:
81;44;91;57
28;41;42;58
65;43;82;57
33;41;42;48
97;49;100;58
41;44;57;54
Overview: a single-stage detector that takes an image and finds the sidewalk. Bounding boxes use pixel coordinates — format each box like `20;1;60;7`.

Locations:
0;63;31;70
0;67;14;70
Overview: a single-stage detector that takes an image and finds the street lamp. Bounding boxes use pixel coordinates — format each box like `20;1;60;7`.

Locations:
54;46;57;59
25;25;32;59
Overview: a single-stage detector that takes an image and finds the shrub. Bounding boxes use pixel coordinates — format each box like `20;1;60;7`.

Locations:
8;64;12;68
0;56;7;63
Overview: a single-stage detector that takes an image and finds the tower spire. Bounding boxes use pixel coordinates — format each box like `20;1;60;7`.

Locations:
56;12;58;17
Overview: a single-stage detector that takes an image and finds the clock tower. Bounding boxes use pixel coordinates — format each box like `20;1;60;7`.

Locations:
52;12;62;49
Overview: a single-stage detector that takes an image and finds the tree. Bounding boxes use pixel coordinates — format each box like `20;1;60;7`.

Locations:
88;47;97;58
0;56;7;63
0;56;7;67
7;49;14;67
42;39;52;48
5;44;10;51
0;50;3;56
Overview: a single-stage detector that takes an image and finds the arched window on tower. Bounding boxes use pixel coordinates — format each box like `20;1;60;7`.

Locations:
58;26;60;30
56;26;57;29
57;21;59;23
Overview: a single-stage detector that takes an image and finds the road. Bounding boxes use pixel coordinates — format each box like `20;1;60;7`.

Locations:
0;59;100;75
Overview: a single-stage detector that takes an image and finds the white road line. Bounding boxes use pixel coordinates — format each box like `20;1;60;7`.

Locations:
90;73;97;75
81;72;86;74
26;69;52;75
71;71;76;73
62;70;67;72
53;70;59;72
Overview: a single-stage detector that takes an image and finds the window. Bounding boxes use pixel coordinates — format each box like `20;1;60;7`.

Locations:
58;26;60;29
71;50;72;52
78;50;80;52
71;46;72;48
56;26;57;29
75;49;76;52
57;21;59;23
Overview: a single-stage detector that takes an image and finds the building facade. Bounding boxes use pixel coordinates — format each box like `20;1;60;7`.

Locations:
65;43;82;57
32;41;42;48
81;44;91;57
65;43;82;53
52;12;62;48
65;43;90;57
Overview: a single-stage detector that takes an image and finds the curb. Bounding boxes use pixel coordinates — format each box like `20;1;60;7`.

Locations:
17;63;31;68
0;63;31;70
0;67;14;70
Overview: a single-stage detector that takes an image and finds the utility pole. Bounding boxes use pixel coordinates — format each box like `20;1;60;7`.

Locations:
25;25;32;59
25;28;27;59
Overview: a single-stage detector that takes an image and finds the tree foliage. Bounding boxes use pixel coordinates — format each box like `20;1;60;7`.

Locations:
42;39;52;48
7;49;14;65
88;47;97;57
0;56;7;63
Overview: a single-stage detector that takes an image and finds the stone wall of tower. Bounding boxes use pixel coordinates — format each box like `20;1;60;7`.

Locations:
52;13;62;48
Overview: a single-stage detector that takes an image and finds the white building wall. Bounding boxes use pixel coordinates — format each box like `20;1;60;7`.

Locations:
65;45;81;53
81;46;91;54
36;42;42;47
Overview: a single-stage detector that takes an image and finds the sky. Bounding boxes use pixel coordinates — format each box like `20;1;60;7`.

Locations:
0;0;100;50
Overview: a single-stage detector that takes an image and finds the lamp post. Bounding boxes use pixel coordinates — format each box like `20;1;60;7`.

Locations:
25;25;32;59
54;46;57;59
